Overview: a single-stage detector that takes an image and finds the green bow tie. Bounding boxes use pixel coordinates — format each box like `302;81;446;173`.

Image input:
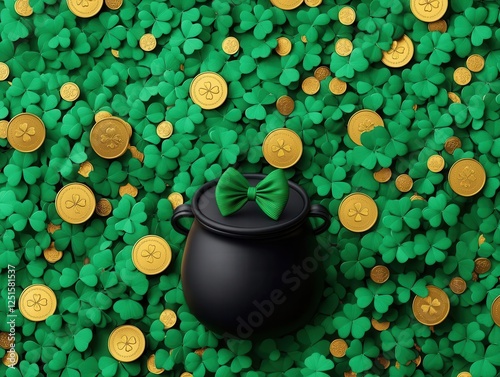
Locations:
215;168;289;221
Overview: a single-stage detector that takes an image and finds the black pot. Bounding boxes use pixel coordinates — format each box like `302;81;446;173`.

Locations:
172;174;331;339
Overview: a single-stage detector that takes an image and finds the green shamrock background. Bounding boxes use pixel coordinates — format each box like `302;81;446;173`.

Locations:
2;0;500;376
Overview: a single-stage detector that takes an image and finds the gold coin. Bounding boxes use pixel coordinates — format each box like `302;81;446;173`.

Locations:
105;0;122;10
119;183;138;198
276;95;295;116
344;371;357;377
457;373;472;377
347;110;384;146
55;183;96;224
156;121;174;139
147;354;164;375
0;332;11;349
47;222;61;234
0;62;9;81
373;168;392;183
222;37;240;55
428;19;447;32
0;120;8;138
382;35;414;68
276;37;292;56
329;77;347;95
335;38;353;56
2;350;18;367
14;0;33;16
454;67;472;85
377;357;390;369
329;339;348;358
472;272;479;282
492;296;500;327
111;49;120;58
190;72;228;110
479;234;486;246
270;0;303;10
448;158;486;197
195;348;206;356
302;76;320;95
60;82;80;102
128;145;144;162
90;117;130;159
395;174;413;192
180;373;194;377
466;54;485;73
370;265;390;284
338;6;356;25
262;128;303;169
168;192;184;210
78;161;94;178
19;285;57;322
43;242;63;263
301;35;308;43
96;198;113;216
448;92;461;103
444;136;461;154
314;66;331;81
140;34;157;51
371;319;390;331
338;193;378;233
474;257;491;274
7;113;46;152
159;309;177;329
95;110;112;122
414;355;422;367
412;285;450;326
427;155;445;173
108;325;145;362
410;193;426;201
410;0;447;22
305;0;322;6
449;277;467;294
67;0;103;17
132;235;172;275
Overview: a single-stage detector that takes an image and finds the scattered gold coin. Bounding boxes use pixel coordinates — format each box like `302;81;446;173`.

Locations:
60;82;80;102
410;194;426;201
159;309;177;329
67;0;103;18
19;284;57;322
0;332;12;349
370;265;390;284
335;38;353;56
492;296;500;327
0;62;9;81
314;66;331;81
90;117;131;159
377;356;390;369
105;0;122;10
373;168;392;183
412;285;450;326
414;355;422;367
371;318;390;331
474;257;491;274
448;92;461;103
454;67;472;85
147;354;164;375
262;128;303;169
119;183;138;198
347;109;384;146
428;19;447;32
479;234;486;246
302;76;321;95
195;348;206;356
448;158;486;197
43;242;63;263
275;37;292;56
449;277;467;294
128;145;144;162
140;34;157;51
466;54;485;73
95;110;112;122
395;174;413;192
108;325;145;362
329;77;347;95
457;373;472;377
55;183;96;224
427;155;445;173
156;121;174;139
14;0;33;16
305;0;322;6
338;6;356;25
0;120;9;139
329;339;348;358
276;95;295;116
168;192;184;209
132;235;172;275
47;222;61;234
96;198;113;216
180;373;194;377
7;113;46;152
382;35;414;68
301;35;308;43
270;0;303;10
338;193;378;233
444;136;462;154
111;49;120;58
222;37;240;55
190;72;228;110
410;0;448;22
2;350;18;367
344;371;357;377
78;161;94;178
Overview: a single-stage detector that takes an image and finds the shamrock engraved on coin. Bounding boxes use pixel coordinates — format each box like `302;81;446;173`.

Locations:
15;123;36;142
419;0;440;12
421;296;440;315
118;335;137;352
358;119;375;133
27;294;48;312
100;127;122;148
63;86;77;98
388;43;406;60
458;166;476;188
77;0;94;7
272;139;291;157
65;194;86;214
198;81;220;101
141;245;161;263
348;203;369;222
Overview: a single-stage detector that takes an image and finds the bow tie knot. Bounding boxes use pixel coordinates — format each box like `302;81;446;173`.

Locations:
247;186;257;201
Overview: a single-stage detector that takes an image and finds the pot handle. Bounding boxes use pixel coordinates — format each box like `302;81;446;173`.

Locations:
309;204;331;235
172;204;194;235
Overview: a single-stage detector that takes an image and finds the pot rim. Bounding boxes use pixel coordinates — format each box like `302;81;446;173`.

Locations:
191;174;311;237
